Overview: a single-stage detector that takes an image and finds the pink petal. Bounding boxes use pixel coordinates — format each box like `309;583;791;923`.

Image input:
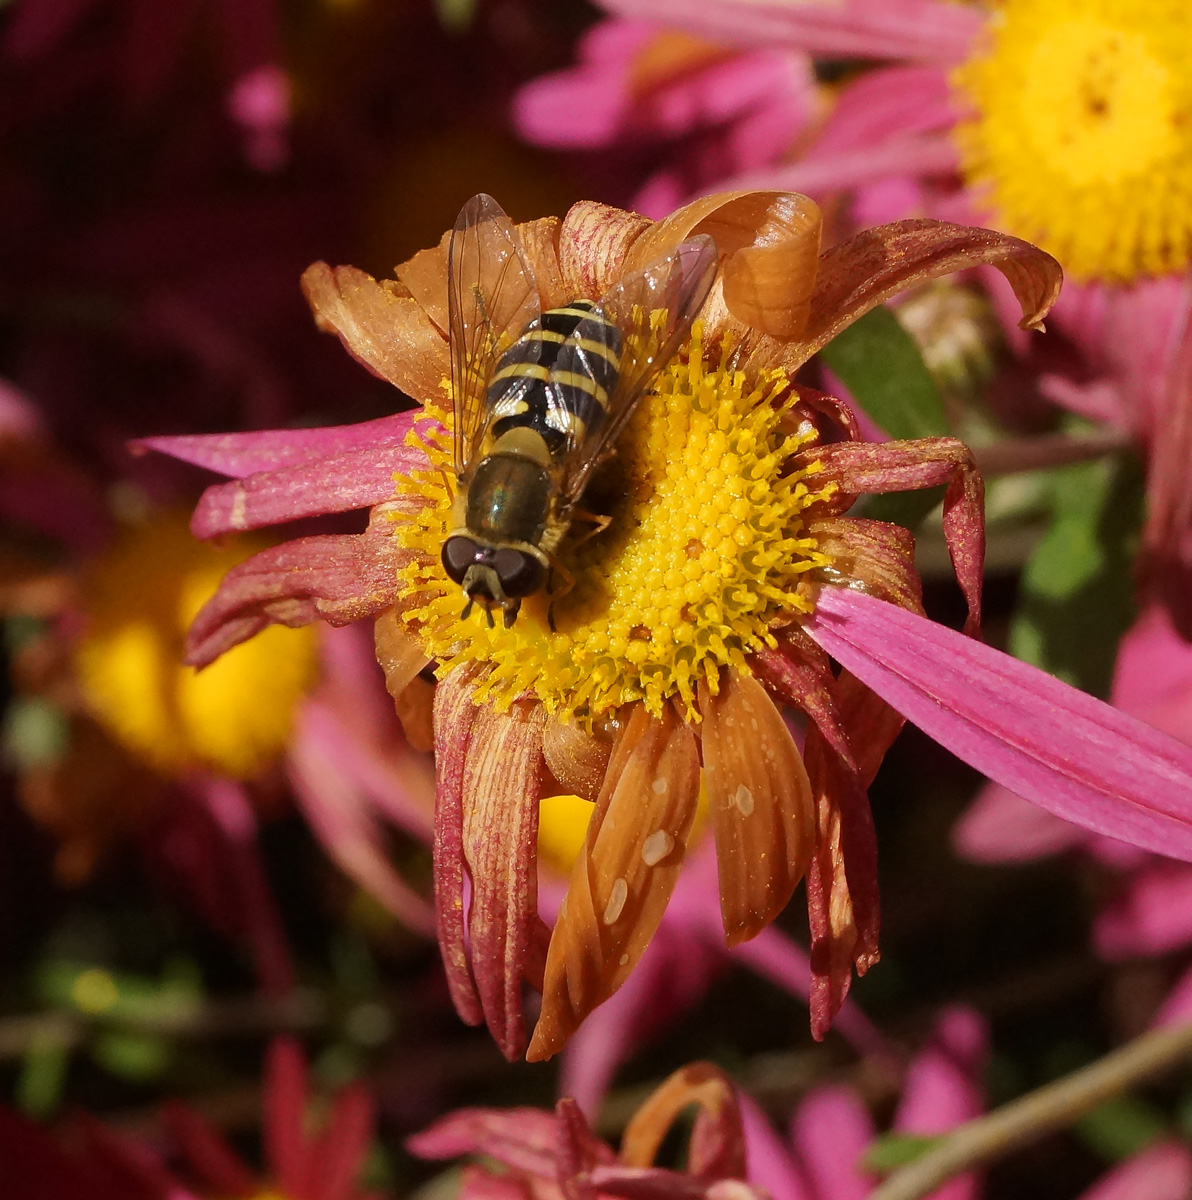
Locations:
265;1037;312;1197
789;1085;875;1200
597;0;983;64
162;1101;258;1196
1111;604;1192;745
953;782;1089;863
1154;961;1192;1026
307;1081;374;1200
1093;862;1192;960
739;1095;810;1200
407;1109;563;1178
1076;1141;1192;1200
189;444;424;537
807;588;1192;861
133;411;417;480
810;65;955;152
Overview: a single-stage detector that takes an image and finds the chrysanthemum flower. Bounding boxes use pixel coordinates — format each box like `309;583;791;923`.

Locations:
144;188;1192;1065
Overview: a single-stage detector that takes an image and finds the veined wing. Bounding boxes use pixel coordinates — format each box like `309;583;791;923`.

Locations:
447;194;541;480
556;235;718;509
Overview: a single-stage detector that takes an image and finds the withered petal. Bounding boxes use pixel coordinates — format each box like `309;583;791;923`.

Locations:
620;1063;746;1183
805;438;982;634
185;503;409;667
432;666;485;1028
528;704;700;1062
559;202;652;300
698;672;815;946
461;699;548;1062
374;608;430;703
542;718;613;803
301;262;449;405
808;516;924;616
752;219;1062;373
626;190;823;340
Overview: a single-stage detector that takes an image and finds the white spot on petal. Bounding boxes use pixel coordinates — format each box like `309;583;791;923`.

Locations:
734;784;755;816
641;830;674;866
603;877;629;925
619;953;629;966
652;777;668;795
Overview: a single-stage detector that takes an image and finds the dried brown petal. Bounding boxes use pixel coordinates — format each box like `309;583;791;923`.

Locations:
559;202;652;301
698;671;815;946
808;516;924;615
516;216;567;311
542;718;613;803
627;190;823;340
528;704;700;1061
301;263;449;406
749;219;1062;375
394;678;434;754
374;608;430;703
460;699;548;1061
803;438;983;634
620;1063;746;1183
394;229;452;336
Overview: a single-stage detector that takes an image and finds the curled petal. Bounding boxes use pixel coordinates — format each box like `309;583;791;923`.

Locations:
529;704;700;1062
433;666;485;1028
190;444;425;536
807;516;924;616
395;229;452;334
559;201;652;300
621;1063;747;1182
543;718;614;802
515;216;568;311
628;190;822;339
461;700;548;1061
132;411;418;480
186;505;408;667
754;219;1061;373
374;608;430;703
809;588;1192;861
301;262;449;405
805;438;983;634
698;672;815;945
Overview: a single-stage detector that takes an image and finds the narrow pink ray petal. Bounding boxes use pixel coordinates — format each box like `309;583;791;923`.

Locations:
189;444;423;537
407;1109;565;1177
953;782;1088;863
264;1037;312;1198
587;1164;766;1200
307;1081;374;1200
894;1007;987;1200
788;1084;876;1200
162;1101;258;1196
288;701;436;936
808;588;1192;860
1093;863;1192;960
810;65;955;153
739;1094;811;1200
1111;604;1192;745
133;411;418;479
1076;1141;1192;1200
598;0;983;64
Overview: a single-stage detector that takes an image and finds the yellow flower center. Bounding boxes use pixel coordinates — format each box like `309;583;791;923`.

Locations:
395;329;832;725
953;0;1192;281
74;514;318;778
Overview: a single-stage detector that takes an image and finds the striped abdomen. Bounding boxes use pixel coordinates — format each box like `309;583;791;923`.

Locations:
487;300;622;458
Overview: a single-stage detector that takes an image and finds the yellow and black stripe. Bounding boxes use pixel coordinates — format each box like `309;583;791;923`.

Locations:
488;300;622;456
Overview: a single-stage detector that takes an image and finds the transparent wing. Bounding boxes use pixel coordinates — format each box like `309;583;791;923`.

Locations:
447;194;541;479
558;234;718;507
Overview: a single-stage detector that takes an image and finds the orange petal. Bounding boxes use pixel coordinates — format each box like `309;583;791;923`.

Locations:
515;216;567;311
300;262;449;405
620;1063;746;1180
558;201;652;300
542;717;613;802
698;671;815;946
628;190;823;340
394;230;452;336
764;219;1062;373
394;678;434;754
527;703;700;1061
373;608;429;702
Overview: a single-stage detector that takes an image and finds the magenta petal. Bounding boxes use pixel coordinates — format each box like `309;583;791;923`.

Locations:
739;1095;810;1200
1076;1141;1192;1200
407;1109;563;1178
789;1085;875;1200
953;782;1089;864
807;588;1192;861
133;411;418;479
190;443;425;536
1093;863;1192;960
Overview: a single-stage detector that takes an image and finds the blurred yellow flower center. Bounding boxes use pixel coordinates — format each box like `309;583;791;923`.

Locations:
538;793;596;875
396;329;832;725
74;515;318;778
953;0;1192;281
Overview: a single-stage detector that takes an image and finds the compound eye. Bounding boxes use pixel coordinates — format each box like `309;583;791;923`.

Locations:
494;548;545;598
442;536;479;584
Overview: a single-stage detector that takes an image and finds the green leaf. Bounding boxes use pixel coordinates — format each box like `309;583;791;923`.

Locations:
1008;453;1142;697
862;1132;944;1173
818;305;948;441
16;1029;70;1118
3;696;69;769
1075;1094;1167;1162
92;1030;172;1081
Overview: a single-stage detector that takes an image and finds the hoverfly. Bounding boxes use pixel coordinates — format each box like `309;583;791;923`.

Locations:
441;193;718;628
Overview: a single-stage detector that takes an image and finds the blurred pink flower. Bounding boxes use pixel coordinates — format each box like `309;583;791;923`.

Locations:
514;18;819;216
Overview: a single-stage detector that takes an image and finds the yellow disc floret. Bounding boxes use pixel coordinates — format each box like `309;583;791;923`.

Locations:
953;0;1192;281
395;328;833;725
74;514;318;778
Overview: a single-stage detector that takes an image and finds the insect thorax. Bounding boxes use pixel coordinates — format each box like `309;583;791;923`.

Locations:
486;300;623;458
465;451;553;547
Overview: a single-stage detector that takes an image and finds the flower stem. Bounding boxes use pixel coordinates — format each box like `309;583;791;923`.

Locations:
870;1019;1192;1200
973;429;1131;477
